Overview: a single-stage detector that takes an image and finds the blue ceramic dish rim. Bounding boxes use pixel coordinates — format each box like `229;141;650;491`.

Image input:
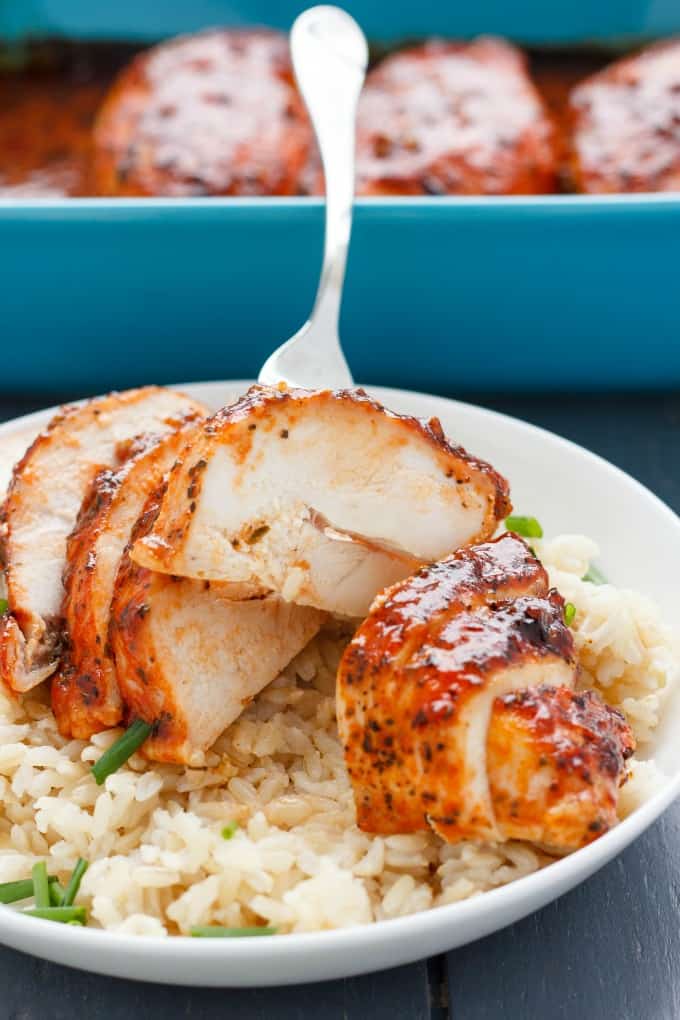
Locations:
1;193;680;212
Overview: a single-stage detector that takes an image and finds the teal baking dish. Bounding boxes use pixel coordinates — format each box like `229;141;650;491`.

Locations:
1;2;680;394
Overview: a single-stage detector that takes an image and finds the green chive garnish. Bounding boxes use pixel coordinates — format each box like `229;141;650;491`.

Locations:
61;858;88;906
49;880;66;906
221;821;239;840
0;876;57;905
0;598;7;614
505;515;543;539
190;926;277;938
91;720;152;785
31;862;50;909
564;603;576;627
582;563;607;585
24;906;86;924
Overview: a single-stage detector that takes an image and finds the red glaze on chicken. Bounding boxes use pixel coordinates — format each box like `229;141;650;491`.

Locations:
91;29;313;197
489;686;635;850
353;37;557;196
567;39;680;193
337;534;634;850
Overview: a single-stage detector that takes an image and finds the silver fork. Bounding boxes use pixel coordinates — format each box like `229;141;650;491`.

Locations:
258;5;368;390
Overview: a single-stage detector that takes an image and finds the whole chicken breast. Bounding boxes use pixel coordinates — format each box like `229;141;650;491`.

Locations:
0;387;203;694
338;534;634;850
92;29;313;197
52;413;206;739
354;37;557;196
132;386;511;617
110;488;323;765
568;39;680;193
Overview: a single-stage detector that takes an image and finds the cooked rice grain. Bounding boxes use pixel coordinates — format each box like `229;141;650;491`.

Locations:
0;535;675;934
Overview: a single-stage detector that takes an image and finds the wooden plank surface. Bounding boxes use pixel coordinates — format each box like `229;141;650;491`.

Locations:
447;806;680;1020
0;948;433;1020
0;389;678;1019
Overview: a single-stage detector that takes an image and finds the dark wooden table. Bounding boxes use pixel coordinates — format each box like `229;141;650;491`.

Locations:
1;390;679;1020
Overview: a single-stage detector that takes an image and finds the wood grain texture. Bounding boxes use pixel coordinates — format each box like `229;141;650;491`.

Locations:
0;390;678;1018
447;806;680;1020
0;951;432;1020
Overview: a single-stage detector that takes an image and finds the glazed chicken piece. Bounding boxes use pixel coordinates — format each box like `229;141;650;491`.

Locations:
110;488;323;765
488;685;635;848
0;387;203;694
91;29;313;197
353;37;556;196
52;414;206;739
337;534;634;851
568;39;680;193
131;386;511;618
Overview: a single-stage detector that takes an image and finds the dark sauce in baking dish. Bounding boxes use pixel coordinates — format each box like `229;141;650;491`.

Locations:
0;40;609;198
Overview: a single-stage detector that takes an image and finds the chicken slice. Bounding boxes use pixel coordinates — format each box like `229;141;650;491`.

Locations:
0;387;205;694
110;488;324;765
0;427;40;504
52;415;207;739
338;535;634;850
488;686;634;851
132;386;511;617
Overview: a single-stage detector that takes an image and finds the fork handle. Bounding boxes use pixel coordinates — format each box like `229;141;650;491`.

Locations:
291;6;368;382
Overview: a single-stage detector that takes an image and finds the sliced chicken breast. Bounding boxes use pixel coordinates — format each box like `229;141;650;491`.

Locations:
0;387;204;694
338;534;634;850
110;488;323;765
52;415;206;739
132;386;511;617
0;427;40;503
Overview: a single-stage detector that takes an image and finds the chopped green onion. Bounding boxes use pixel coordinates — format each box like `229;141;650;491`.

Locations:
0;598;7;614
190;926;277;938
61;858;88;906
0;876;57;905
49;880;66;907
91;719;152;785
582;563;607;585
564;603;576;627
67;919;84;926
31;862;50;909
221;821;239;840
24;906;86;924
505;515;543;539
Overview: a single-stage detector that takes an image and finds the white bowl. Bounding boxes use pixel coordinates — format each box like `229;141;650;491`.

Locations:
0;381;678;986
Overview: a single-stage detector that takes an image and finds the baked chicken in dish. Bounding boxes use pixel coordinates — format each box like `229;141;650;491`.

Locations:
0;386;204;694
567;39;680;193
131;386;511;617
337;533;634;851
354;37;557;196
91;29;313;197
